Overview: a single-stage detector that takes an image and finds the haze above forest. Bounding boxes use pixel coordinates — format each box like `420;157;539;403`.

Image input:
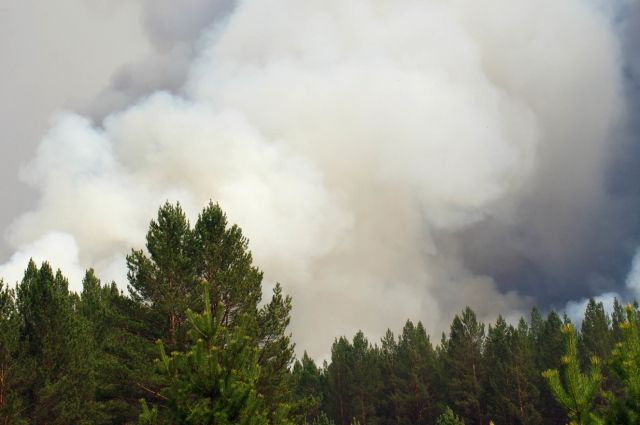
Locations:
1;0;640;360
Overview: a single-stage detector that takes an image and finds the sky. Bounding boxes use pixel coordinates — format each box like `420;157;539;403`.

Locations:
1;0;639;359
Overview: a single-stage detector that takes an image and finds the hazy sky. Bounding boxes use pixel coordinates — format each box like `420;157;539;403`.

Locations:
0;1;148;253
1;0;639;358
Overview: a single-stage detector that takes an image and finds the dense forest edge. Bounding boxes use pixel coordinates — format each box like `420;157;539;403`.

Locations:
0;201;639;425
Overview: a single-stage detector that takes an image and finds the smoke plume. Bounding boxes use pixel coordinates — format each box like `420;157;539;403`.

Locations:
2;0;638;358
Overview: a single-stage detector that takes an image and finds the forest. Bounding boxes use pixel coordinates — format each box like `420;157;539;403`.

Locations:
1;201;639;425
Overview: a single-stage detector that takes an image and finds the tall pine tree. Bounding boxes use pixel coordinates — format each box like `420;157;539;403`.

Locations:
15;261;98;424
129;202;295;421
442;307;484;425
543;324;603;425
0;280;22;422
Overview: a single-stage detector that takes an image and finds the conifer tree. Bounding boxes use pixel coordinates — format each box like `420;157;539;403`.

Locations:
139;284;288;425
80;269;162;424
443;308;484;425
128;202;196;347
128;202;295;420
610;298;625;344
510;318;543;424
256;283;295;419
0;280;23;422
376;329;399;424
603;305;640;424
483;316;541;425
15;261;98;424
543;324;603;425
393;320;437;425
483;316;512;423
353;332;380;425
291;352;324;424
580;299;612;363
530;309;566;423
326;332;380;425
191;202;263;330
193;202;296;419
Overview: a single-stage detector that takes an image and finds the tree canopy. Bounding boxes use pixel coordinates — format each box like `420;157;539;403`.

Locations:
0;202;638;425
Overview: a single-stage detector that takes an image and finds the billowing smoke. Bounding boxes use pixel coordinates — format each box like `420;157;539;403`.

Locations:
1;0;637;358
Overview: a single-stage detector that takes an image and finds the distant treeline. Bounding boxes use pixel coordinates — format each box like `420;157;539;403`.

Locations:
0;202;638;425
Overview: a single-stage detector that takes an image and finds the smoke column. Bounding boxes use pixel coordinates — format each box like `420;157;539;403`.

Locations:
1;0;636;358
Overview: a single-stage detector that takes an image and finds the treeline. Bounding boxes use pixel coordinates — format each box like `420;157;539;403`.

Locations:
0;201;638;424
298;302;640;425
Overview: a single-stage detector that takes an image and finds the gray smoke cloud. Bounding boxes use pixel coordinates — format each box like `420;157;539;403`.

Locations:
1;0;638;359
0;0;154;258
560;0;640;321
85;0;235;119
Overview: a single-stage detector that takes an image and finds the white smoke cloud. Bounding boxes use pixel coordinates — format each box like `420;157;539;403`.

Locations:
1;0;625;358
0;232;85;292
0;0;153;257
564;291;620;326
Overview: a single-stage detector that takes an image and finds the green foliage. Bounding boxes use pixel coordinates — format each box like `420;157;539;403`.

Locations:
442;307;484;425
436;407;464;425
128;201;295;421
139;284;282;425
325;331;380;425
80;269;162;424
530;308;567;423
6;200;640;425
580;299;613;364
610;298;625;343
310;412;336;425
0;280;24;422
191;202;264;330
256;283;295;418
483;316;541;425
543;323;603;425
291;352;324;423
392;321;437;425
603;305;640;424
15;261;99;424
128;201;196;347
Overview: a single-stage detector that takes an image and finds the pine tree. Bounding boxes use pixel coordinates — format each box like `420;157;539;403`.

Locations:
15;261;98;424
191;202;263;330
530;309;566;424
393;320;437;425
376;329;399;424
483;316;513;424
349;332;379;425
80;269;162;424
139;284;286;425
510;318;543;424
0;280;24;422
325;332;380;425
543;324;603;425
129;202;295;420
580;299;612;363
256;283;295;419
442;308;484;425
603;305;640;424
128;202;196;348
193;202;296;419
291;352;324;424
483;316;541;425
610;298;625;344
